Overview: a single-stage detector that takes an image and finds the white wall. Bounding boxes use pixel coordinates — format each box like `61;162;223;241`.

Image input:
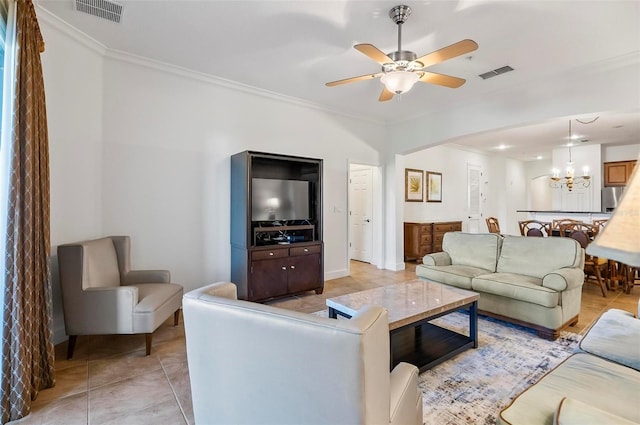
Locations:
41;19;386;343
603;144;640;162
41;21;105;342
525;159;553;211
400;145;526;236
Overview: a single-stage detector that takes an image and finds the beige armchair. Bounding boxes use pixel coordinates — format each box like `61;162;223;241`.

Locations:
57;236;183;359
183;282;423;425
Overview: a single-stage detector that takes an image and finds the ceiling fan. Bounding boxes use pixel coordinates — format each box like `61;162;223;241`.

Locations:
326;5;478;102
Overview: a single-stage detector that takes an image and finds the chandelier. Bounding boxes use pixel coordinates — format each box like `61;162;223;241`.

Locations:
549;120;591;191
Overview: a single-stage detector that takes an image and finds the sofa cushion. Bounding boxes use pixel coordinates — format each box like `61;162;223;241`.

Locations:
472;273;559;308
499;353;640;424
442;232;503;272
554;397;638;425
578;308;640;371
497;236;582;279
416;265;491;290
84;238;120;289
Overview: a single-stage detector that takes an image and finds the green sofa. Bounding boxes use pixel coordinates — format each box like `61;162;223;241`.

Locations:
415;232;584;340
499;305;640;424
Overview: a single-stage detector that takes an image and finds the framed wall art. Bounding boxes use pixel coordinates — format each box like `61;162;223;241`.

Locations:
426;171;442;202
404;168;424;202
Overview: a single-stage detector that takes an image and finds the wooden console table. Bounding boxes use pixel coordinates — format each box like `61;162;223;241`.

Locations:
404;221;462;262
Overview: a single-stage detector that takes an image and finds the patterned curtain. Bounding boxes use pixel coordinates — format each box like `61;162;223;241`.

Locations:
1;0;54;423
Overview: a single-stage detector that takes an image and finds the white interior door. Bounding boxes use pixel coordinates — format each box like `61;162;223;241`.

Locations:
349;165;373;263
467;164;482;233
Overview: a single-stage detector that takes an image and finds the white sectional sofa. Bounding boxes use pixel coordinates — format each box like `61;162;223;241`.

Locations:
499;305;640;424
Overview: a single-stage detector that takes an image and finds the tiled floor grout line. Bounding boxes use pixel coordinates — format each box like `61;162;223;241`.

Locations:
159;360;190;425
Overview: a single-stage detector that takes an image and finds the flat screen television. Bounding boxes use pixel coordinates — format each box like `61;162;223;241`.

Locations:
251;178;311;221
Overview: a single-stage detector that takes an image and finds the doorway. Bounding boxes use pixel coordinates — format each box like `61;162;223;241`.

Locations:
348;164;375;264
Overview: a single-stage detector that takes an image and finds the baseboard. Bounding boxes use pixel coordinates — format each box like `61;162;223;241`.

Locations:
324;269;348;281
385;261;406;271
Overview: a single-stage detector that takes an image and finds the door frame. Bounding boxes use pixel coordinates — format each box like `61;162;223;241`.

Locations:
467;163;483;233
347;161;383;274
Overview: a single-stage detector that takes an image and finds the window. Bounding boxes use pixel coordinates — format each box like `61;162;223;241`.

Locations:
0;0;14;376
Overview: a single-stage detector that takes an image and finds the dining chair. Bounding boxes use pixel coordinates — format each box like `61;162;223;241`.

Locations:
593;218;623;291
592;219;609;231
486;217;501;234
591;218;634;293
518;220;551;237
559;222;608;297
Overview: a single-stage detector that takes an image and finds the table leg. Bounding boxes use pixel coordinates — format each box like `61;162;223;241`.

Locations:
469;301;478;348
328;307;337;319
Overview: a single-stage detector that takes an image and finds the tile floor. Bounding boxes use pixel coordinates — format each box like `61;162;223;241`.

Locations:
10;261;639;425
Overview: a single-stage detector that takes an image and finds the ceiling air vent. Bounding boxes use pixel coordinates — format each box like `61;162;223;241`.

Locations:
74;0;124;23
479;65;514;80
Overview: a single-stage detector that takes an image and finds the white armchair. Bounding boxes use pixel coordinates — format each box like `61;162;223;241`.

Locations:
57;236;183;358
183;282;423;425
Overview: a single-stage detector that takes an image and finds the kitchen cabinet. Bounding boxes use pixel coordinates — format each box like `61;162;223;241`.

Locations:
604;160;636;186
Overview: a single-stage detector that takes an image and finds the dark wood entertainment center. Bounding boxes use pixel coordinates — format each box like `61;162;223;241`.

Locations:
230;151;324;301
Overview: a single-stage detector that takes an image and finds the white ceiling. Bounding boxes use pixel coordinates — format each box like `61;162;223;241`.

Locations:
37;0;640;161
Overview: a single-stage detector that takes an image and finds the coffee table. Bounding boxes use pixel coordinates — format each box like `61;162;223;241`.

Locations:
326;279;479;372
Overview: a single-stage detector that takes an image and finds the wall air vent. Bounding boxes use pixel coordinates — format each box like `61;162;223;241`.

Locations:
479;65;514;80
74;0;124;23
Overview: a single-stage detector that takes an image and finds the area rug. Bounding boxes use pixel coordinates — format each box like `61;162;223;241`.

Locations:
313;309;580;424
422;312;579;424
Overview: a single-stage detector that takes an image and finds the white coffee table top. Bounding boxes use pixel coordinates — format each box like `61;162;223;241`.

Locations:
326;279;479;330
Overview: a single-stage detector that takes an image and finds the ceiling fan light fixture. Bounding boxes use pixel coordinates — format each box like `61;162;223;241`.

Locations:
380;71;419;94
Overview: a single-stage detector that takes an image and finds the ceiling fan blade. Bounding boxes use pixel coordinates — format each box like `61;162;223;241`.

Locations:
354;44;395;65
325;72;382;87
379;87;394;102
419;71;466;88
415;39;478;69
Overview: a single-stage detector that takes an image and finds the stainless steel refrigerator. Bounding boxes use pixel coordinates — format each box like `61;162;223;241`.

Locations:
602;186;625;212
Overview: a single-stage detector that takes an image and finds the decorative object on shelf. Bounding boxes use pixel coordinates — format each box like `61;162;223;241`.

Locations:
588;156;640;268
405;168;424;202
325;4;478;102
549;120;591;191
426;171;442;202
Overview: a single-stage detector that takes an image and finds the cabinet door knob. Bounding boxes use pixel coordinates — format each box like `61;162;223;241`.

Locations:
304;248;309;252
269;252;274;256
290;265;296;269
281;266;287;270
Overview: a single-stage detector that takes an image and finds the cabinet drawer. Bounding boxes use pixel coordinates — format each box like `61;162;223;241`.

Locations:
419;224;432;233
252;248;289;261
290;244;321;257
420;234;432;244
433;222;461;232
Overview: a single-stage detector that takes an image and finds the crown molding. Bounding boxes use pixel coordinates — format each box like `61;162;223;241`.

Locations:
103;48;379;125
35;4;379;126
35;6;107;56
